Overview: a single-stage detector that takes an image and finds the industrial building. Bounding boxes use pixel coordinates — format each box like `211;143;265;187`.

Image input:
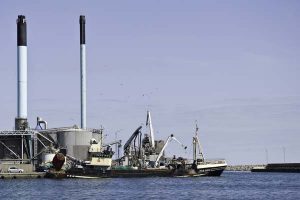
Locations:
0;15;96;172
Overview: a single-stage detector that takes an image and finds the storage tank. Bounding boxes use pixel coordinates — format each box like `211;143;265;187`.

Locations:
56;128;92;160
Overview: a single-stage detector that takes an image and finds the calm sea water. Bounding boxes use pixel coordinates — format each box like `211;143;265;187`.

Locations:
1;172;300;200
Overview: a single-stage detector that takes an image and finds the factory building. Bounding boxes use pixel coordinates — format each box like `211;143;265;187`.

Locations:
0;15;98;172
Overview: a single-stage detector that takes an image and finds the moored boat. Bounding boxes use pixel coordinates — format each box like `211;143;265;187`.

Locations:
66;112;227;178
190;122;227;176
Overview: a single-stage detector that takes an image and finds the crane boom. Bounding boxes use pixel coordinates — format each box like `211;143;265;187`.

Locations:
154;134;187;167
123;126;142;153
154;134;173;167
172;137;187;150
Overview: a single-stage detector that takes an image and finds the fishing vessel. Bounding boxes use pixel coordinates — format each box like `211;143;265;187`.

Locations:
190;123;227;176
65;111;227;178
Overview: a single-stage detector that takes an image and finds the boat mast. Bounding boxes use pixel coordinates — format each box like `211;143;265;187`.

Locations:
193;137;197;161
146;111;155;148
194;121;204;162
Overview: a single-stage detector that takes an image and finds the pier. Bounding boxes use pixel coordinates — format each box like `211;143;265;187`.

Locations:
0;172;45;179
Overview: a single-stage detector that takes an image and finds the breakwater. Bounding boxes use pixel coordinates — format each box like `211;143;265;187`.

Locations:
225;165;266;171
252;163;300;173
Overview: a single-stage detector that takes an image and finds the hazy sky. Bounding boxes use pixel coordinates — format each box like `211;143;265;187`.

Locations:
0;1;300;164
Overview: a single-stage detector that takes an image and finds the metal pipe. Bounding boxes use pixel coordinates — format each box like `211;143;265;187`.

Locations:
17;15;27;120
37;117;48;129
21;136;24;162
80;15;86;129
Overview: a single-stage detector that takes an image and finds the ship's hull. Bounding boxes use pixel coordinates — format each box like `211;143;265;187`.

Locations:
66;164;226;178
67;167;173;178
169;164;226;177
109;168;173;178
196;163;227;176
196;166;226;176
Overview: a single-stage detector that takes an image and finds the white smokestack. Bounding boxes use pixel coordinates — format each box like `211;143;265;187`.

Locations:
15;15;28;130
17;15;27;119
80;15;86;129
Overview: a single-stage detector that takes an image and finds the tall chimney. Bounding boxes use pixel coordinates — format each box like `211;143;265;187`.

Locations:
80;15;86;129
15;15;28;130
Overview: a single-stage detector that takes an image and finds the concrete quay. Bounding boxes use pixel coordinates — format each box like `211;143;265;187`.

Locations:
0;172;46;179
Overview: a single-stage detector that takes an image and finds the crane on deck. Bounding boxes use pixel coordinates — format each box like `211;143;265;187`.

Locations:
154;134;187;168
123;126;142;156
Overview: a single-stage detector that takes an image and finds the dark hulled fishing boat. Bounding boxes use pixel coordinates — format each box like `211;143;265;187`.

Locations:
66;112;227;178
